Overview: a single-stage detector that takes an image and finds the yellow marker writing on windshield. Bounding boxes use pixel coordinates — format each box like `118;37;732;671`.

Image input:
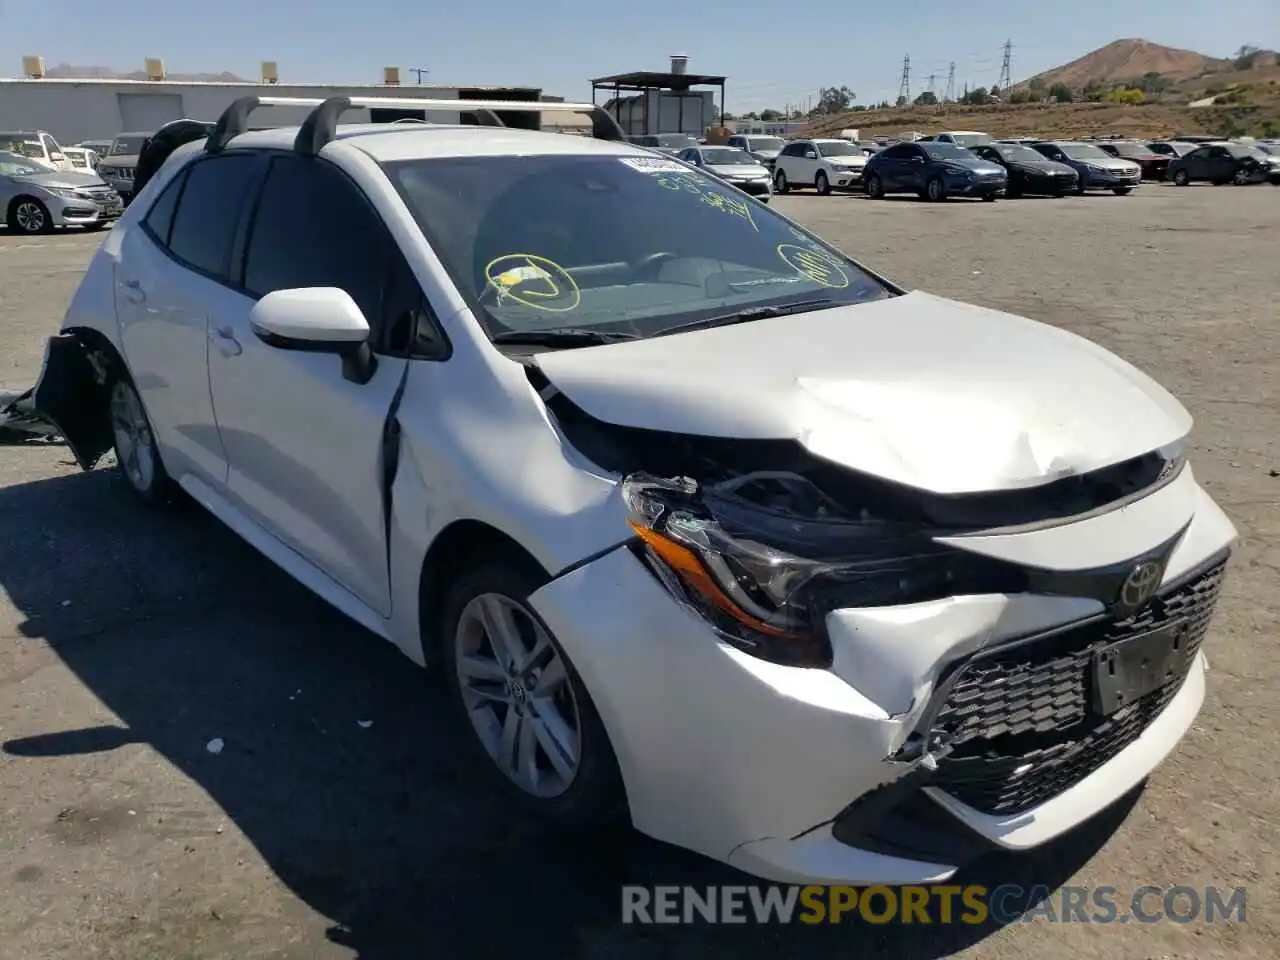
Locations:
776;243;850;289
483;254;581;313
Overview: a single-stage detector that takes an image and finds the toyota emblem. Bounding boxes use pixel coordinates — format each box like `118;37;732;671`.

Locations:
1118;560;1163;610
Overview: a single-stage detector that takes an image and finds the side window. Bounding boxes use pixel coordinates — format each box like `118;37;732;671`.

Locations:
42;134;61;156
142;167;187;246
781;143;803;157
167;154;261;279
880;145;908;160
241;155;430;353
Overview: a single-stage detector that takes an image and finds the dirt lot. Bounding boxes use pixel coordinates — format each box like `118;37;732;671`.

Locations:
1;184;1277;959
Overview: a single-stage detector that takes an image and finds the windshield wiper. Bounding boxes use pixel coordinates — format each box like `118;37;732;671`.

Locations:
656;298;844;337
489;328;639;347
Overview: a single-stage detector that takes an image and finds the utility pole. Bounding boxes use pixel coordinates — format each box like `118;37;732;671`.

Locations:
408;67;429;84
898;55;911;105
945;62;956;102
998;40;1012;91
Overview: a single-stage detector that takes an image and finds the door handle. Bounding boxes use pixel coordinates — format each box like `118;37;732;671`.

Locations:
210;326;242;357
122;278;146;303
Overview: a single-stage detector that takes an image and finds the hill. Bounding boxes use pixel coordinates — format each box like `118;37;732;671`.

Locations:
42;63;248;83
1017;38;1229;90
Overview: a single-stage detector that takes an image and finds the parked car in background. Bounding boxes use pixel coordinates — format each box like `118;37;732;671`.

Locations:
919;131;994;147
627;134;699;156
1029;141;1141;195
0;150;122;234
863;140;1006;201
968;142;1078;197
675;145;772;199
724;134;785;169
772;138;868;194
1146;140;1198;159
77;139;115;158
60;147;99;171
0;129;72;170
1094;140;1170;181
96;131;152;203
1168;142;1280;186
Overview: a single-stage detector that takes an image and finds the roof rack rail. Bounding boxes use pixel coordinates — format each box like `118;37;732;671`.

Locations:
205;95;626;157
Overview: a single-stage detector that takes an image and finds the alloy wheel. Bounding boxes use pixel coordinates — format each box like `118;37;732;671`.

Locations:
13;201;46;234
454;593;581;798
109;379;156;492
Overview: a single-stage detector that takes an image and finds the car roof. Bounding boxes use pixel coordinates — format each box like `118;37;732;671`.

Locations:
220;123;648;162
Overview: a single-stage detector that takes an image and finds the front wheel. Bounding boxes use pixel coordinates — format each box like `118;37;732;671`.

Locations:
1233;168;1251;185
815;171;831;195
773;169;790;194
1112;187;1132;196
865;173;885;198
440;558;625;828
925;177;945;202
1173;169;1190;186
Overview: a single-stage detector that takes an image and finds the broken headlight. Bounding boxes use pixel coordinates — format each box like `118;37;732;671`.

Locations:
624;471;1024;668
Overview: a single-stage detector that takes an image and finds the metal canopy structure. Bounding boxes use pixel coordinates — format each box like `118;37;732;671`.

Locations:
590;67;726;136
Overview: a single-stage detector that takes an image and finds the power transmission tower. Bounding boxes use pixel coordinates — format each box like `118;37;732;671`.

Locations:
998;40;1012;90
898;55;911;104
927;73;936;95
945;62;956;102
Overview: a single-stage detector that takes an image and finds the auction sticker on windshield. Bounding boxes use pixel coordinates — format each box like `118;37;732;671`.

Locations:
618;156;688;173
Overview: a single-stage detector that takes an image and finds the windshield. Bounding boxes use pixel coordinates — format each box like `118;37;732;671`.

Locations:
1058;143;1110;160
948;133;992;147
656;134;697;148
67;152;89;168
1254;143;1276;156
386;154;891;341
991;143;1049;163
816;141;860;156
1105;141;1151;157
920;142;975;160
0;150;49;176
0;136;46;160
1224;143;1261;159
701;147;755;165
747;137;784;151
110;136;148;156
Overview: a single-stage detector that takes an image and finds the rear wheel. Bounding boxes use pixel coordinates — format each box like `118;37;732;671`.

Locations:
925;177;945;202
7;197;53;235
108;374;174;506
440;558;626;828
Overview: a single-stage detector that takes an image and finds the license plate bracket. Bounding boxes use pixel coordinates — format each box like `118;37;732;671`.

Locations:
1092;622;1186;716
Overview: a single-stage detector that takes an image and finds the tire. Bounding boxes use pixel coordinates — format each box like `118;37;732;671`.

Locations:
815;170;831;195
1232;168;1250;185
1173;169;1190;187
1076;176;1088;195
773;168;790;194
107;372;174;506
7;197;54;235
865;173;884;198
1112;187;1132;196
439;556;626;829
925;177;945;202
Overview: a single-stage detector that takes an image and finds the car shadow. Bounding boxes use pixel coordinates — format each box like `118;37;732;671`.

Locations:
0;467;1134;958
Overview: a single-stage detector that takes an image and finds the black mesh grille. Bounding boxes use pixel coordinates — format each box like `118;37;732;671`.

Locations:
929;557;1228;816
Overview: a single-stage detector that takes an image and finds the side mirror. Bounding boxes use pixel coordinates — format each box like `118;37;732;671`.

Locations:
804;151;818;159
250;287;377;384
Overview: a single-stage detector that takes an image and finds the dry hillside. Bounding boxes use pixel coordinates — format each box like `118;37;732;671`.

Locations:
42;63;247;83
1017;38;1228;89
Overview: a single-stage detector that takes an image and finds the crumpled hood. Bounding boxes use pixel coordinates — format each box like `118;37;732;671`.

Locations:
533;291;1192;494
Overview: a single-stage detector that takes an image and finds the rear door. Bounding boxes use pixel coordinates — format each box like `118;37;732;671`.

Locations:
115;152;263;485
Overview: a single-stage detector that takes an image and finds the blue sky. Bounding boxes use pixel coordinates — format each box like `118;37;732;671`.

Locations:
3;1;1276;112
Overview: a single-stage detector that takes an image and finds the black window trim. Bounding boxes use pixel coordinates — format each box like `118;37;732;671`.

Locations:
140;165;190;249
234;149;451;361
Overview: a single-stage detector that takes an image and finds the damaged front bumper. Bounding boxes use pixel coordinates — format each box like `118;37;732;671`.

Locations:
526;474;1235;885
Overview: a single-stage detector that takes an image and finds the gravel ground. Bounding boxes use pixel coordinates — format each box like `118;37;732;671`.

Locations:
0;184;1276;960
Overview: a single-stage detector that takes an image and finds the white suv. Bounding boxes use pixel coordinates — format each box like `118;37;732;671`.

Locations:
772;138;868;194
34;95;1236;888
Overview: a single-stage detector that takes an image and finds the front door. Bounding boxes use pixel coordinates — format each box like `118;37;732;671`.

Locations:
205;153;416;616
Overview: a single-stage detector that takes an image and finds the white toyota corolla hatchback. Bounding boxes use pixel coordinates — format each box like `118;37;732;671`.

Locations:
34;97;1236;886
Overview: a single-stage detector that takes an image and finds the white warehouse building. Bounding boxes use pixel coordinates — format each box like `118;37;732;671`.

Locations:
0;60;557;145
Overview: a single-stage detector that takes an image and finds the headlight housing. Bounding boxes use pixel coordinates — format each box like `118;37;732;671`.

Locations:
42;187;80;199
623;472;1026;668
